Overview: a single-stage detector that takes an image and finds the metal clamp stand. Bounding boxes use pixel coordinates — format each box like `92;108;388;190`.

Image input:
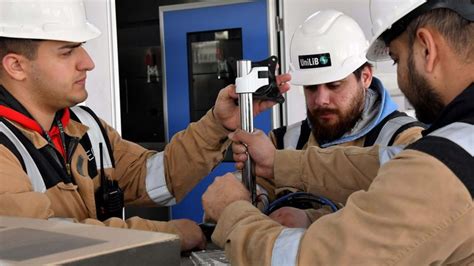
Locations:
197;57;283;242
235;56;282;205
236;60;256;204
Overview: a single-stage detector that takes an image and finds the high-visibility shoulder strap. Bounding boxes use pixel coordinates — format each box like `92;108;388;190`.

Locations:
272;120;311;150
0;119;46;192
70;106;114;169
373;115;424;146
408;121;474;197
365;111;426;147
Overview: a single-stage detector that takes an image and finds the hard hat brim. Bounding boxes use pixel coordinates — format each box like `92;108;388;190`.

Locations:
367;0;427;61
366;38;392;61
0;23;101;43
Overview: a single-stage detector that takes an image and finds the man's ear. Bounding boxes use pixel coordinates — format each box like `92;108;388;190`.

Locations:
361;65;373;89
415;28;438;73
1;54;28;81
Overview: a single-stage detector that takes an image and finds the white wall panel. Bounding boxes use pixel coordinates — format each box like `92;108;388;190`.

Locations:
83;0;121;132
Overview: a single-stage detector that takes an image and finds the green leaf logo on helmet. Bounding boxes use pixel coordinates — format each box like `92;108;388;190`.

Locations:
319;55;330;65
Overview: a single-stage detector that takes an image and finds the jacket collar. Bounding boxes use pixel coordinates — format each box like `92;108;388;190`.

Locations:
423;83;474;135
0;85;70;135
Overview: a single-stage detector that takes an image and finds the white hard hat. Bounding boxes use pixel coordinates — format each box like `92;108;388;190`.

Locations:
0;0;101;43
289;10;369;86
367;0;426;61
367;0;474;61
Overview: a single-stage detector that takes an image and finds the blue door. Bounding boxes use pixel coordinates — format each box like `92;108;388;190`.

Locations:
160;0;275;222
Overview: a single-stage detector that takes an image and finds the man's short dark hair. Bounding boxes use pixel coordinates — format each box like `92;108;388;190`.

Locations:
406;8;474;63
0;38;41;73
353;62;373;81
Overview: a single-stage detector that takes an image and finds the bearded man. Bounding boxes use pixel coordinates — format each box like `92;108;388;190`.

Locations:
263;10;426;228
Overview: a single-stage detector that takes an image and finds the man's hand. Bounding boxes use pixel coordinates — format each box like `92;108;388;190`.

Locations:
202;173;251;222
229;129;276;179
268;207;311;228
213;74;291;130
169;219;207;251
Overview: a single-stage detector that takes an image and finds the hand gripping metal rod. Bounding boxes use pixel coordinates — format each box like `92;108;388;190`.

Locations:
236;60;257;205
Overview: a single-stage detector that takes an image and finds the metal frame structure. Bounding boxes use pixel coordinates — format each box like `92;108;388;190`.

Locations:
159;0;279;143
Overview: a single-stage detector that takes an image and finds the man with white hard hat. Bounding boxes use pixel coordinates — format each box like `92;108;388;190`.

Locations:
0;0;289;252
256;10;425;228
202;0;473;264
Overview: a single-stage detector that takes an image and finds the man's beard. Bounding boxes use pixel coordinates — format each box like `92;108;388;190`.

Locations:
402;49;445;124
308;86;365;143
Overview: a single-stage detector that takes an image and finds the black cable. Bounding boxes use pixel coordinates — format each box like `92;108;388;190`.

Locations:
264;192;340;215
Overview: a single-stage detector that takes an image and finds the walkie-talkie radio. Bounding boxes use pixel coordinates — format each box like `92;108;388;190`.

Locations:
95;143;124;221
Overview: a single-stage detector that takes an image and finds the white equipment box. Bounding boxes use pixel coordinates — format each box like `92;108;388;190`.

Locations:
0;216;180;265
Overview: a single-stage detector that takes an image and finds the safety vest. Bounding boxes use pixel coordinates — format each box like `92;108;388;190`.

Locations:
407;121;474;197
272;111;425;150
0;106;114;193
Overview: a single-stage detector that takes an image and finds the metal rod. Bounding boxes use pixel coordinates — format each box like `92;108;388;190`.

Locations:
239;93;256;204
236;60;257;205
